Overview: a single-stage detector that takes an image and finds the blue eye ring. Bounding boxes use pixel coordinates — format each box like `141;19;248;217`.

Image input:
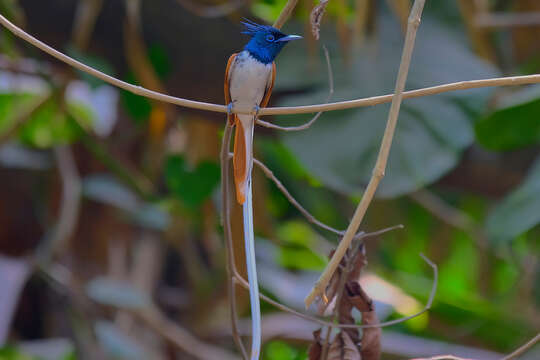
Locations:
266;34;275;42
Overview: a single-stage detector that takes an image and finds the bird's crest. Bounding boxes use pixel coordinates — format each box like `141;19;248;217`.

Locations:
241;19;270;36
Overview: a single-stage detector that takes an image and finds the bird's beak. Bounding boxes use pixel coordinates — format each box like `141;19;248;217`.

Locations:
276;35;302;42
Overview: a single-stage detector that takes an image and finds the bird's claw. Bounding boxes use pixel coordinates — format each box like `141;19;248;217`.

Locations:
227;102;234;115
252;105;260;119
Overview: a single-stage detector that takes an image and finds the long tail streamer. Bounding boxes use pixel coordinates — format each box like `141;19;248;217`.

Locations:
243;178;261;359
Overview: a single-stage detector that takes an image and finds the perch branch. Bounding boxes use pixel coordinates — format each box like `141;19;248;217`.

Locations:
257;45;333;132
3;12;540;116
304;0;426;308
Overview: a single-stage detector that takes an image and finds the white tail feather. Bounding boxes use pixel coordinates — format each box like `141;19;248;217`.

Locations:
243;179;261;359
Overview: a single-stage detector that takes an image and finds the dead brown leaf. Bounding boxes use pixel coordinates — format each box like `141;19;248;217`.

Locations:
308;329;323;360
328;331;361;360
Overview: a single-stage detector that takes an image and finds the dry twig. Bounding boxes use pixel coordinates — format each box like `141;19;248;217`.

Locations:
305;0;427;308
257;45;334;132
310;0;330;40
499;332;540;360
273;0;299;30
35;146;82;264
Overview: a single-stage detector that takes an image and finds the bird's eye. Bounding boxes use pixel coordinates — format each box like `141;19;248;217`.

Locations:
266;34;275;42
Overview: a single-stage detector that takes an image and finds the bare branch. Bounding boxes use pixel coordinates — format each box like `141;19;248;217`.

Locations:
246;155;404;239
273;0;299;29
250;156;359;238
35;146;82;264
3;12;540;116
305;0;427;308
500;333;540;360
257;45;334;132
310;0;330;40
234;253;437;330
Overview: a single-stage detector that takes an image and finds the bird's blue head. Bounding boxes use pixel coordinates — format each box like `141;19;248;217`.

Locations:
242;20;302;64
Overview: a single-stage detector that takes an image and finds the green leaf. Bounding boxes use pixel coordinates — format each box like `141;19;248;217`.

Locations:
165;155;220;208
19;339;75;360
148;44;171;79
485;156;540;243
275;221;327;271
278;247;326;271
0;93;93;148
0;347;36;360
277;18;498;198
264;341;303;360
475;84;540;150
120;74;152;124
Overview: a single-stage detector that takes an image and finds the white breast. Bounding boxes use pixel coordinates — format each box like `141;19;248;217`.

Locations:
229;51;272;110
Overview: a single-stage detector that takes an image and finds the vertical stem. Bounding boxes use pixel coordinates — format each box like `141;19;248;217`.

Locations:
304;0;427;308
273;0;299;29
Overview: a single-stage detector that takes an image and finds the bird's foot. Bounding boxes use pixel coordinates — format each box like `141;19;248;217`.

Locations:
252;105;260;120
227;102;235;115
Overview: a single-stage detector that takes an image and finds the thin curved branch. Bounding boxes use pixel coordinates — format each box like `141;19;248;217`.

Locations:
249;155;367;239
233;253;437;329
35;147;82;265
3;13;540;116
500;333;540;360
257;45;334;131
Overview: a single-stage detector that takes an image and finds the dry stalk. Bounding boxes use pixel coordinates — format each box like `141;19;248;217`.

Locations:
305;0;427;308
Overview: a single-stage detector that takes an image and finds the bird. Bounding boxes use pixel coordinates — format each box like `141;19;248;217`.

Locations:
224;20;301;359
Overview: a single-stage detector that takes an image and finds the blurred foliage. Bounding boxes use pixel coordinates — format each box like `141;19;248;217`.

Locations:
486;156;540;243
165;155;220;209
278;17;498;197
476;84;540;150
264;341;307;360
0;0;538;359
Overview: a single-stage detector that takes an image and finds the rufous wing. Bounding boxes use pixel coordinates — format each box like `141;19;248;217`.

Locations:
224;53;237;125
260;62;276;108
